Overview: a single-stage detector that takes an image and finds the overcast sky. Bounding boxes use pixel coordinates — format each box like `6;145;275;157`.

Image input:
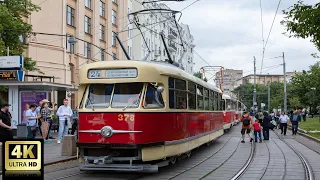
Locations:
165;0;318;77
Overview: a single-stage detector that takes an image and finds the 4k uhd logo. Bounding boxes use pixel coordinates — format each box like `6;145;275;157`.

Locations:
4;141;42;171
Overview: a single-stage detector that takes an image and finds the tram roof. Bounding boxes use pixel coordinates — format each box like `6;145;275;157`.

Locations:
80;60;222;93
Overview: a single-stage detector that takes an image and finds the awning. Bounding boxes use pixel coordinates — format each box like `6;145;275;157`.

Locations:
0;81;78;91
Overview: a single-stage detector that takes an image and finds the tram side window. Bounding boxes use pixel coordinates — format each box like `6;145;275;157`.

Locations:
209;91;214;111
85;84;114;108
197;86;204;110
226;100;231;110
188;82;196;110
204;89;209;110
144;83;164;108
111;83;143;108
219;94;224;111
214;92;218;110
168;77;187;109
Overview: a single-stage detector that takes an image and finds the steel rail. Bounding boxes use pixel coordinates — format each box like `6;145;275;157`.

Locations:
230;141;256;180
274;132;314;180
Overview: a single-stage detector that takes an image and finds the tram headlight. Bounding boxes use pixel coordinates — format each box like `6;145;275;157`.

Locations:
101;126;113;138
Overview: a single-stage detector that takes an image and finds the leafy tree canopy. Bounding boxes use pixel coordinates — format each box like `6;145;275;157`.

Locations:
281;1;320;52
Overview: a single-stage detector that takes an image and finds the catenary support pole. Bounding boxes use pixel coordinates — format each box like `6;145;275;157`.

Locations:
268;82;270;113
283;52;287;113
253;56;257;112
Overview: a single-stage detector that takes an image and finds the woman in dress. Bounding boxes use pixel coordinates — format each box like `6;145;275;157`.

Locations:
40;101;52;143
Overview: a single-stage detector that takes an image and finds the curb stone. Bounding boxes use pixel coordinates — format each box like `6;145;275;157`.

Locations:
287;124;320;144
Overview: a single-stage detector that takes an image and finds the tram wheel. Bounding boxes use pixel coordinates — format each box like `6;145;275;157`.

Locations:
169;156;177;165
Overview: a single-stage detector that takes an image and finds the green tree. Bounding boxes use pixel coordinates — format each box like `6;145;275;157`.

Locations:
281;1;320;51
0;0;41;102
193;71;202;79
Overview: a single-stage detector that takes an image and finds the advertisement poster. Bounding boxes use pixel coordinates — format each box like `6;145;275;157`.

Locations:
20;92;47;125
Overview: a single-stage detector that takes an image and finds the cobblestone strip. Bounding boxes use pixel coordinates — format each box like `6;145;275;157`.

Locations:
284;139;320;179
202;139;251;180
273;139;305;180
238;141;269;180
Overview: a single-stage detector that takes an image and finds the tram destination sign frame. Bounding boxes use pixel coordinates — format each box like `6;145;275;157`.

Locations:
88;68;138;79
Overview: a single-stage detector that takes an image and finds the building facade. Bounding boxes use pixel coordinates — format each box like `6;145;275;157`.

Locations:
24;0;129;108
238;72;298;86
215;69;243;94
129;0;195;74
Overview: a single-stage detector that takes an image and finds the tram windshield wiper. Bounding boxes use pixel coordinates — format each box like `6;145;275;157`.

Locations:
123;99;139;111
87;96;95;111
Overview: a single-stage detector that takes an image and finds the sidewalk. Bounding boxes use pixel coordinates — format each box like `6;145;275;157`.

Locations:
41;132;78;165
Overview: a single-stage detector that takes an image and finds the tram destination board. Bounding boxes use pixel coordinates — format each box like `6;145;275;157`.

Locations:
88;68;138;79
0;71;18;81
2;139;44;180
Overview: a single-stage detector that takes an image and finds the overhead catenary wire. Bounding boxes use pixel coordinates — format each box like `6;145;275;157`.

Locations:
260;0;282;74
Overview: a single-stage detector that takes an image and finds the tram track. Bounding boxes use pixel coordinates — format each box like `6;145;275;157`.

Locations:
274;131;314;180
272;139;287;180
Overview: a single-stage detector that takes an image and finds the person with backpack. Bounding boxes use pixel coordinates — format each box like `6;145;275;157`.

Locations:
291;109;301;135
240;111;253;143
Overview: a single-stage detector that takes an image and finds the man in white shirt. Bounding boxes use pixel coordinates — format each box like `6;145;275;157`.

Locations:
279;112;289;135
56;99;73;144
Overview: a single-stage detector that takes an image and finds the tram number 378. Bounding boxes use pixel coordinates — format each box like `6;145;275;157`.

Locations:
118;114;135;122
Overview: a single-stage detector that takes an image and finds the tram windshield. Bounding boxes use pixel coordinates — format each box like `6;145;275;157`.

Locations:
144;83;164;108
85;83;144;109
86;84;114;108
112;83;143;108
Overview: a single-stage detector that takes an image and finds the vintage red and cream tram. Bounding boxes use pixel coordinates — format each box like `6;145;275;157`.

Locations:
77;60;225;172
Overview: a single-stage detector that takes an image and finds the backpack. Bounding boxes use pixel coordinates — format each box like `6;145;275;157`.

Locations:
243;116;250;126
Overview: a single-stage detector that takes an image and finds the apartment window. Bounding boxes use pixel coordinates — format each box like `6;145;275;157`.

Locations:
112;31;116;46
84;42;91;58
100;1;105;17
67;6;75;27
101;49;105;61
99;24;105;40
112;53;116;60
67;39;75;54
112;10;116;25
84;16;91;34
85;0;91;9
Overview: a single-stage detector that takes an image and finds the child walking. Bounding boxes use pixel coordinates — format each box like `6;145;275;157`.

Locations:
253;119;262;143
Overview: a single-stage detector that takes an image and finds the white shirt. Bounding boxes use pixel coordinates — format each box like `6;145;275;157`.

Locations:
26;109;37;126
56;105;73;121
279;114;289;123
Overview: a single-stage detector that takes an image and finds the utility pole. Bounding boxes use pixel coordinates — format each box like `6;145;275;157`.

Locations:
7;47;9;56
283;52;287;113
268;82;270;113
253;56;257;112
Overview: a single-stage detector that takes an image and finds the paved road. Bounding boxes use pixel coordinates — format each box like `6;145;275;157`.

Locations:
43;124;320;180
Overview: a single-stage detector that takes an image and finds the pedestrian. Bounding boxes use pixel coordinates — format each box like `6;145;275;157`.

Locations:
40;101;52;142
262;111;271;140
270;118;276;130
26;104;38;139
302;108;307;122
56;99;73;144
47;101;56;139
240;111;253;143
253;119;262;143
291;109;301;135
36;100;43;136
0;103;13;142
22;104;30;125
279;111;289;135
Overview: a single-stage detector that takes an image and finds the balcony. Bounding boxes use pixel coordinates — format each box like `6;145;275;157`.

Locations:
168;28;177;39
168;40;177;52
154;50;161;56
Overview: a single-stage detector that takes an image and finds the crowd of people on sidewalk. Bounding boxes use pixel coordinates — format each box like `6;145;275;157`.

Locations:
0;98;77;144
240;108;304;143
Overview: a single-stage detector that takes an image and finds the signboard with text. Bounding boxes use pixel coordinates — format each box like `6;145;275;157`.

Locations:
0;70;25;81
0;56;23;69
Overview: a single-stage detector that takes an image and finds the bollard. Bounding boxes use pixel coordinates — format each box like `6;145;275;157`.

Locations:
61;135;77;156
